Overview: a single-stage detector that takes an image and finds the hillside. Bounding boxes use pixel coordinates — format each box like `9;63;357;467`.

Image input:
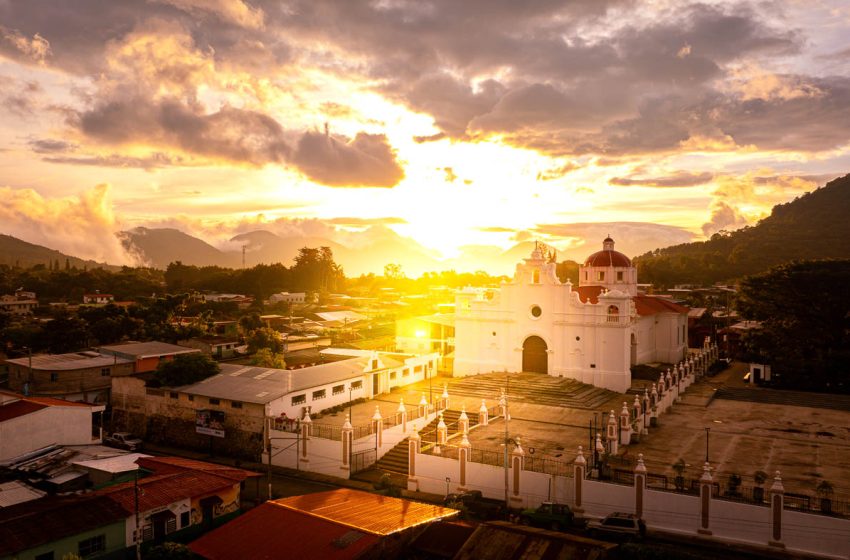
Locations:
119;227;240;269
634;173;850;286
0;234;117;270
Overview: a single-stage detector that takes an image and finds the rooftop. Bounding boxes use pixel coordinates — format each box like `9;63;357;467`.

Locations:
98;341;200;359
0;390;97;423
4;351;132;371
273;488;459;536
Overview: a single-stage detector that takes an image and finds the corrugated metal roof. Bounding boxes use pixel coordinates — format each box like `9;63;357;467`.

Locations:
190;501;380;560
99;341;200;358
274;488;459;536
0;481;46;508
183;358;368;403
72;453;151;474
96;471;236;513
633;295;688;316
4;352;132;371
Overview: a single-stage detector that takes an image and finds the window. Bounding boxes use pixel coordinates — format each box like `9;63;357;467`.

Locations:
585;271;588;280
34;552;54;560
532;269;540;284
166;517;177;534
146;388;164;397
50;373;58;382
402;369;409;377
180;511;190;528
617;271;624;282
414;365;423;373
607;305;619;323
78;535;106;557
231;401;243;409
390;371;397;380
596;271;605;281
141;525;153;541
209;398;220;406
312;389;326;401
169;392;178;399
101;367;110;376
530;305;542;318
333;384;344;395
351;380;362;390
188;394;194;402
292;394;306;406
371;359;378;370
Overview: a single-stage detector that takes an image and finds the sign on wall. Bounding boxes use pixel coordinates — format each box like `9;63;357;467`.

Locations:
196;409;225;438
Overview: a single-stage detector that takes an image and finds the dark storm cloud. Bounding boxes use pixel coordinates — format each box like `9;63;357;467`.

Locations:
610;171;714;188
292;131;405;188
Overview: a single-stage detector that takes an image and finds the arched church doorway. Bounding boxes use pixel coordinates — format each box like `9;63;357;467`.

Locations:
522;336;548;374
630;332;637;366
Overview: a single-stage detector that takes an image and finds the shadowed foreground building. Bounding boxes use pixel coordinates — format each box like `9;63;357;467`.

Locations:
189;488;459;560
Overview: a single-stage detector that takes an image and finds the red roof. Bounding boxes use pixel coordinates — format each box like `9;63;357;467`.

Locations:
190;501;380;560
96;471;237;513
0;399;46;422
575;286;603;304
583;249;632;267
0;495;129;557
633;296;688;316
136;456;260;482
0;391;95;422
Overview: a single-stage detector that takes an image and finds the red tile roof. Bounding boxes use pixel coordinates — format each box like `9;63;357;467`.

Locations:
633;296;689;316
0;495;129;556
583;249;632;267
190;501;381;560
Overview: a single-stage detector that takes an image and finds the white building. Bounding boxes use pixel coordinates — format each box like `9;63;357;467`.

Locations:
454;238;688;393
0;390;105;462
268;292;306;305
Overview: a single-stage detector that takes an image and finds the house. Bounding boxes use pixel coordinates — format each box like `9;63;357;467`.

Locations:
82;292;115;305
4;351;134;403
0;495;130;560
110;350;439;460
0;390;105;462
268;291;306;305
98;341;200;373
453;521;617;560
96;456;258;549
189;488;459;560
0;291;38;315
454;239;688;393
179;337;242;360
396;313;456;372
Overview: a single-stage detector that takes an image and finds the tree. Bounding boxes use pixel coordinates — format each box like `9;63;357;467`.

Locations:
153;353;220;387
246;327;284;354
736;260;850;391
251;348;286;369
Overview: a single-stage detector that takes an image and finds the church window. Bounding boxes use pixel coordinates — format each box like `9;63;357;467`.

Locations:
584;271;588;280
607;305;619;323
532;269;540;284
530;305;542;318
617;271;624;281
597;271;605;281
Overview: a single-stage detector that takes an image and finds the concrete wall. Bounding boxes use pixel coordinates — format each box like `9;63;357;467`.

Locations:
1;405;100;462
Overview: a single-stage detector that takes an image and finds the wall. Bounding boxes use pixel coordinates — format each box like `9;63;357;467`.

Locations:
1;405;100;461
9;520;127;560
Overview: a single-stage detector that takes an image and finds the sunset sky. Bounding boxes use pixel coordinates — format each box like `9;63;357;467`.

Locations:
1;1;849;273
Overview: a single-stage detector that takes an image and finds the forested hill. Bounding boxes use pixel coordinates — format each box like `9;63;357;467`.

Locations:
634;173;850;287
0;234;117;271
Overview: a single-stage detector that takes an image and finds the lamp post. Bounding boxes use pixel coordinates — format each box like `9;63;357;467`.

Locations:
445;477;451;498
134;468;141;560
705;427;710;463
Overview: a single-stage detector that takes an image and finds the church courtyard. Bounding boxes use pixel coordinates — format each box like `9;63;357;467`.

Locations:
334;363;850;503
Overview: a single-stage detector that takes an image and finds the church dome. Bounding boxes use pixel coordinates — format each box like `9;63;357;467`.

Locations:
583;237;632;267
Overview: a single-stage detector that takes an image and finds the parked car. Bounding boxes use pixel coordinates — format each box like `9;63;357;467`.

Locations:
587;512;646;541
104;432;144;451
519;502;575;531
444;490;505;520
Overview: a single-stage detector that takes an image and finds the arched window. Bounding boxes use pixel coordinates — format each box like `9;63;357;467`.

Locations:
607;305;619;323
532;269;540;284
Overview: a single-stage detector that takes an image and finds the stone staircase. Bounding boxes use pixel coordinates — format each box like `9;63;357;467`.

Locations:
448;372;615;410
372;409;481;477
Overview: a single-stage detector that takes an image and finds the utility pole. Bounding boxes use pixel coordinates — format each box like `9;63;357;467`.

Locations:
503;375;510;511
134;469;141;560
705;427;710;463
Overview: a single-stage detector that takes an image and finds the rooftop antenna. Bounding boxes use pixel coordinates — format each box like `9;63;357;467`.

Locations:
242;245;247;269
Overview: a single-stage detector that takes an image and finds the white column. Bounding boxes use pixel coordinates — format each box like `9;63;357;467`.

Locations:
478;399;489;426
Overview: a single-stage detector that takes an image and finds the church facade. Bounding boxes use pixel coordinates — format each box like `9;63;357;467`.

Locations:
453;238;688;393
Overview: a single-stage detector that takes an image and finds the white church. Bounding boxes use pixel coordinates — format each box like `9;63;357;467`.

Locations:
453;237;688;393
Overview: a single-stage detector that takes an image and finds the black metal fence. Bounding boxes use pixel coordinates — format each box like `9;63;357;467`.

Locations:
352;449;376;474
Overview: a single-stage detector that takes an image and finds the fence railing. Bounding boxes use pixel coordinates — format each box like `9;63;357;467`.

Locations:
352;449;376;474
523;455;573;478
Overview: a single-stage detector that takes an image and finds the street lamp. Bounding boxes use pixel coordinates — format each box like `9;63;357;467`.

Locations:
445;477;451;498
704;427;710;463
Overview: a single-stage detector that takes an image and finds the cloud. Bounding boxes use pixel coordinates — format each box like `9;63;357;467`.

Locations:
326;217;408;226
702;201;749;237
43;152;191;170
0;184;135;265
477;226;517;233
149;0;265;29
609;171;714;188
0;25;51;63
292;131;404;187
29;139;77;153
